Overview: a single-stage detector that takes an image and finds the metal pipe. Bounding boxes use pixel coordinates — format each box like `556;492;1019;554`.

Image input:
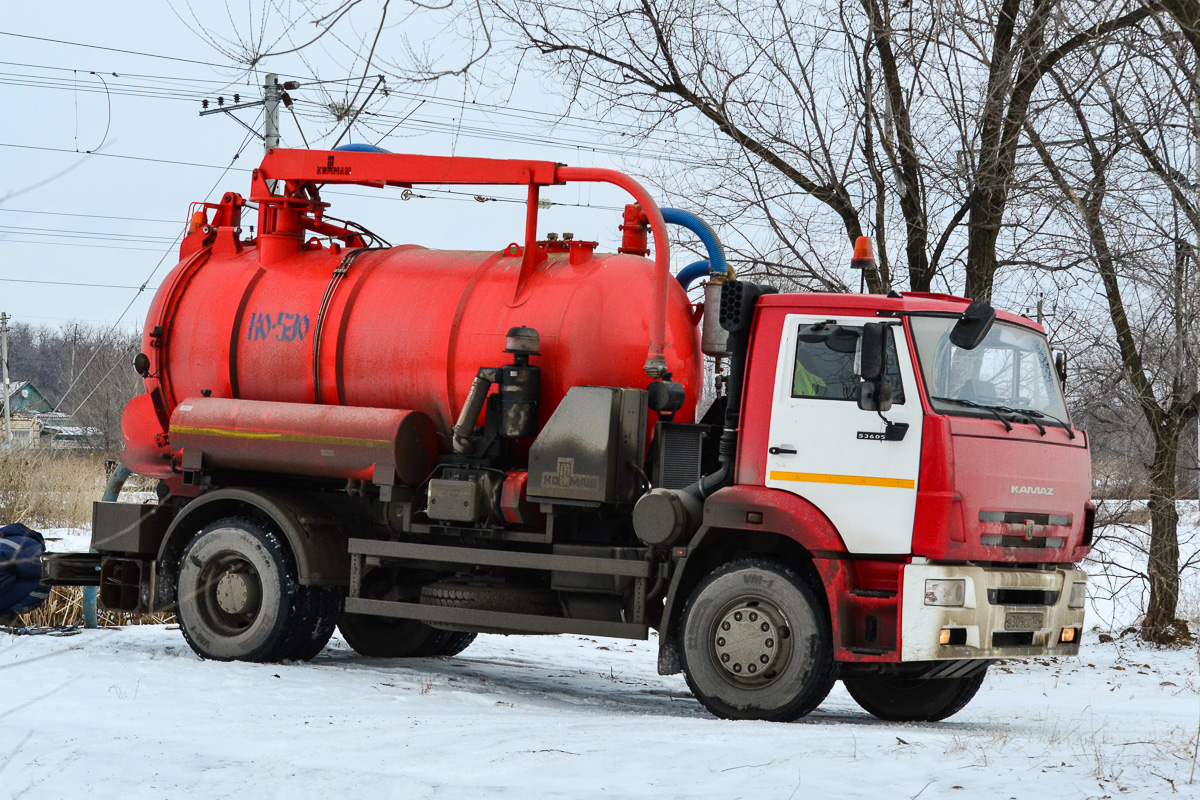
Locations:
555;166;672;378
452;368;500;454
84;463;132;629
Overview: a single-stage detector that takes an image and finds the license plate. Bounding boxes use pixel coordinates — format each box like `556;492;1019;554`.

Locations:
1005;611;1044;632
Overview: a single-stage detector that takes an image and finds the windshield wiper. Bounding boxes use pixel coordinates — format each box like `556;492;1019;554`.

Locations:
995;405;1046;436
931;397;1012;432
999;407;1076;440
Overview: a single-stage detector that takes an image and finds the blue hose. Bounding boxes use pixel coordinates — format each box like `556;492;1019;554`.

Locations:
661;208;727;289
676;260;711;291
84;464;132;629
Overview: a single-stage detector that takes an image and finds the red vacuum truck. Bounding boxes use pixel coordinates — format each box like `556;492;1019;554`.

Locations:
45;148;1092;722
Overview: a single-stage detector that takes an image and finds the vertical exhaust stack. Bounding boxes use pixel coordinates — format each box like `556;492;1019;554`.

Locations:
633;279;773;547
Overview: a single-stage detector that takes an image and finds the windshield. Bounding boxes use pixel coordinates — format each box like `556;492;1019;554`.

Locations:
909;316;1071;425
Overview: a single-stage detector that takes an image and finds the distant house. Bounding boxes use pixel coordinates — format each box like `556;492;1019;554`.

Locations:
3;380;102;450
5;381;53;415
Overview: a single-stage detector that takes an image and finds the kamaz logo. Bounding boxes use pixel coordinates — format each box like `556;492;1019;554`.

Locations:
1011;485;1054;496
542;457;599;491
317;155;351;176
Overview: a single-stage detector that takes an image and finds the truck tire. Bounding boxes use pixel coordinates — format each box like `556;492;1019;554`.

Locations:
842;668;988;722
430;631;478;656
280;585;343;661
338;568;475;658
679;559;837;721
338;613;463;658
176;516;307;662
420;582;561;634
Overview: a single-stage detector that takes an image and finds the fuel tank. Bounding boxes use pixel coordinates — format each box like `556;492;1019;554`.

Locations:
125;237;702;478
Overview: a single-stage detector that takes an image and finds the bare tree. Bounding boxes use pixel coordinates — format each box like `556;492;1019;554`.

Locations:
5;322;141;452
1026;25;1200;643
176;1;1161;297
449;0;1163;297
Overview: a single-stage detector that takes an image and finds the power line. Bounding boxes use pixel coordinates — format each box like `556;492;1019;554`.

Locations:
0;277;148;290
0;224;178;242
0;207;182;225
0;30;227;68
0;142;248;172
7;312;140;326
0;240;170;253
53;119;262;413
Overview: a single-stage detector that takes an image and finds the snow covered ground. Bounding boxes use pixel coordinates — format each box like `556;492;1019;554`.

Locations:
0;516;1194;798
0;626;1195;799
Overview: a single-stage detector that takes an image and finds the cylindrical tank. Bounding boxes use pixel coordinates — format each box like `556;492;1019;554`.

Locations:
126;240;702;478
169;398;437;484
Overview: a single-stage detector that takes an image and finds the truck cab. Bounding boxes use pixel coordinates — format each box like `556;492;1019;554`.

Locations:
741;292;1088;653
644;287;1089;721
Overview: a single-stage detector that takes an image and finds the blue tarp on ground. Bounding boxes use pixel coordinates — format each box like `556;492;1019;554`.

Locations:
0;523;48;616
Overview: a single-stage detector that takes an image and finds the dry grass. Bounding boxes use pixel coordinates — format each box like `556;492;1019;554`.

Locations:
1;449;171;627
0;449;108;528
16;586;175;628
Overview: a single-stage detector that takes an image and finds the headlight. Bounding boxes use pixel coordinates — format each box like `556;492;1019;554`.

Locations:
1068;581;1086;609
924;579;966;607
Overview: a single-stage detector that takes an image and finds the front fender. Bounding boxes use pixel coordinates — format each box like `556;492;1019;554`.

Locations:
655;485;850;674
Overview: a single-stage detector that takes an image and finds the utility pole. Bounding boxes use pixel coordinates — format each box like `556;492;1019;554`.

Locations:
1;312;11;445
264;73;282;194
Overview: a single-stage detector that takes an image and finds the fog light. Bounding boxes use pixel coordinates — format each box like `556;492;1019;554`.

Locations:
925;579;966;606
1068;581;1086;609
1060;627;1077;643
939;628;952;645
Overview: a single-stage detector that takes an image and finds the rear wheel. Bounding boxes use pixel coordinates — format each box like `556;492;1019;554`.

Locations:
338;569;476;658
843;669;987;722
281;585;343;661
430;630;478;657
338;613;465;658
176;517;310;662
680;559;836;721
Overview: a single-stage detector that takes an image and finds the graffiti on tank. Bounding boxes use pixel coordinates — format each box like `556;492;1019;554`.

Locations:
247;312;311;342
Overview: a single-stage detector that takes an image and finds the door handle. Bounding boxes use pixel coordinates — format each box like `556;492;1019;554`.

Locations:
769;446;797;455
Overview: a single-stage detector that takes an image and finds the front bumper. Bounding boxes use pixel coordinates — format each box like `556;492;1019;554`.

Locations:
900;562;1086;661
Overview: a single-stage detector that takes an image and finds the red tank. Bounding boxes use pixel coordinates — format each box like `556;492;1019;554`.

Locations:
123;150;703;480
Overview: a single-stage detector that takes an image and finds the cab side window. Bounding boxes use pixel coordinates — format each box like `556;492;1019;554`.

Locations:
791;325;905;403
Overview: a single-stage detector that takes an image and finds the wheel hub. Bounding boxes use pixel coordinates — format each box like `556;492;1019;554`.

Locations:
713;602;782;679
215;570;260;616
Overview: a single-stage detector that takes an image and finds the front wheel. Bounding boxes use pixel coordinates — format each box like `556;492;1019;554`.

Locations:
842;668;988;722
679;559;836;721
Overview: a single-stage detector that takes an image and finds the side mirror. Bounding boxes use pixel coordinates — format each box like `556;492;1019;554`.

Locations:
860;322;887;382
858;322;893;413
859;380;894;413
949;300;996;350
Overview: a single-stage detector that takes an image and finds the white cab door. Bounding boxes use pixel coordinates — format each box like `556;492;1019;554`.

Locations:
764;315;923;554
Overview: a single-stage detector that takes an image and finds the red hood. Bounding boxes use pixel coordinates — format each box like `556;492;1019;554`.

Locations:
912;414;1092;563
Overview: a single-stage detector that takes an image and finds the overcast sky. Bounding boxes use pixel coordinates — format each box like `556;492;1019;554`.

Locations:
0;3;669;333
